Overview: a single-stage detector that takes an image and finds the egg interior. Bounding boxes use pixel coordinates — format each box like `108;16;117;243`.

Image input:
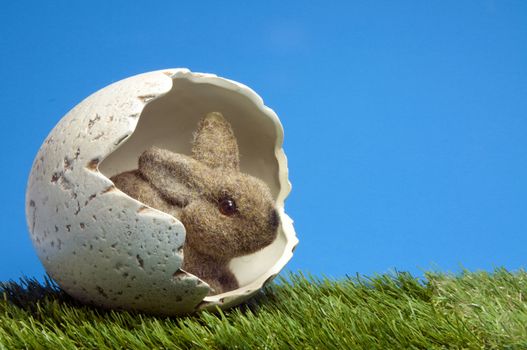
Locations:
99;71;291;300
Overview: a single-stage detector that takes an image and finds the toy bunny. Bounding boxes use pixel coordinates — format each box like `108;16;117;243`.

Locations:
110;112;280;294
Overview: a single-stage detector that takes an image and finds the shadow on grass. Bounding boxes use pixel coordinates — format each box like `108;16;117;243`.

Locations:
0;276;83;314
0;275;278;322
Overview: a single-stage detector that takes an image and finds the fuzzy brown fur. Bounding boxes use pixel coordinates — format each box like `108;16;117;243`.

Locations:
110;112;279;294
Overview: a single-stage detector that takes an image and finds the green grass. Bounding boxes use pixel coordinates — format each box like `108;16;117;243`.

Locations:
1;269;526;349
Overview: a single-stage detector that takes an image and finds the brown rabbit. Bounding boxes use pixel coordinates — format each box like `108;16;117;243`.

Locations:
110;112;280;294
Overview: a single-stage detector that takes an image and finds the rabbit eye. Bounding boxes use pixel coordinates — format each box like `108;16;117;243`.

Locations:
219;197;237;216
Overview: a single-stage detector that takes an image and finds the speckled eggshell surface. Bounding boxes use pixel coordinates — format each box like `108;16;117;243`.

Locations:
25;69;298;315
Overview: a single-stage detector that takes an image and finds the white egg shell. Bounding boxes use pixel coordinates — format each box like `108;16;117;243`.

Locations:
25;69;298;315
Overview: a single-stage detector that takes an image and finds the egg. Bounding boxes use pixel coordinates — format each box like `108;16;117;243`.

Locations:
25;69;298;315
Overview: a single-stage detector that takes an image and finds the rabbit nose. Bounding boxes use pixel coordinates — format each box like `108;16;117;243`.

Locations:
269;209;280;231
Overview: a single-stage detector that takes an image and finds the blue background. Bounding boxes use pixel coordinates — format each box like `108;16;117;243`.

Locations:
1;1;526;282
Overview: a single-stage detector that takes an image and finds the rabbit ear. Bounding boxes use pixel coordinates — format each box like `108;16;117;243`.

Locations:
192;112;240;170
138;147;208;206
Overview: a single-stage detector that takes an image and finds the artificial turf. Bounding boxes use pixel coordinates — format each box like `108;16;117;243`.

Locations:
0;269;526;349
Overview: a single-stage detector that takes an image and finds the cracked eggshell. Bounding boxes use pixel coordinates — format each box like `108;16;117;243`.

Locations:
25;69;298;315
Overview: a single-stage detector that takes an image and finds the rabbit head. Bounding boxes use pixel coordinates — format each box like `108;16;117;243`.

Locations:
138;112;280;262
